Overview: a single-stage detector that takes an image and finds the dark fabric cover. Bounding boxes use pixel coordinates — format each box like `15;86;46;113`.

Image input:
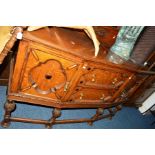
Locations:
130;26;155;65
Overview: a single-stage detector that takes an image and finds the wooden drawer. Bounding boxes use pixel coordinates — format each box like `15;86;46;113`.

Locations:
78;67;130;90
68;87;113;103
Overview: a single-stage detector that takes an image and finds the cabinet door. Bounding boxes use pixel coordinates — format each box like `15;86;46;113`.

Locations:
12;46;79;101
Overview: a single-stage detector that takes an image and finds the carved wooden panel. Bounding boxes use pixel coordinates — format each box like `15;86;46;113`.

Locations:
15;48;79;101
29;59;66;94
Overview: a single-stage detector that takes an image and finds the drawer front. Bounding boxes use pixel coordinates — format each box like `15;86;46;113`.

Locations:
78;68;130;90
15;47;79;101
68;87;113;103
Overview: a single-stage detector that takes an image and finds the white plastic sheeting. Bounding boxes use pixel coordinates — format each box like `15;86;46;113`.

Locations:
139;91;155;114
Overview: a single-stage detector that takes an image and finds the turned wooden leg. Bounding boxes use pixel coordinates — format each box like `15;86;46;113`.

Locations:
108;108;115;120
46;108;61;129
1;100;16;128
116;105;122;111
88;108;104;126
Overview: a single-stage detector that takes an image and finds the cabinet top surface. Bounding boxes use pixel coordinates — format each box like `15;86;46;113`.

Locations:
23;27;139;71
23;27;107;58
